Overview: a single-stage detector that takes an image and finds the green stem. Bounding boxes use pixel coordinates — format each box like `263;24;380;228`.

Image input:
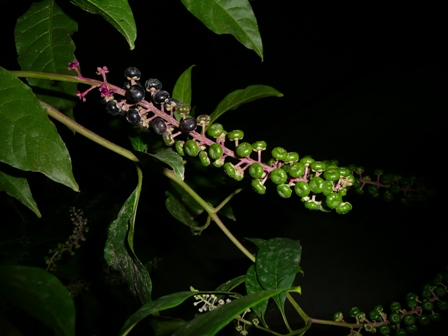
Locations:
214;188;243;213
11;70;103;85
308;318;362;328
42;101;139;163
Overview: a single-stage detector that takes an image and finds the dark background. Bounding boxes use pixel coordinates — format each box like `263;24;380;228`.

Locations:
1;1;446;335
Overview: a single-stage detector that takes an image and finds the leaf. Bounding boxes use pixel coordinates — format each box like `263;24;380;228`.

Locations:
181;0;263;60
70;0;136;49
129;135;147;152
0;265;75;336
149;148;185;181
245;265;268;327
245;237;266;248
172;65;195;105
215;275;246;292
149;317;187;336
0;67;79;191
173;288;300;336
15;0;78;114
0;164;41;217
255;238;302;316
104;187;152;304
119;290;235;336
208;85;283;126
165;191;200;229
169;180;204;216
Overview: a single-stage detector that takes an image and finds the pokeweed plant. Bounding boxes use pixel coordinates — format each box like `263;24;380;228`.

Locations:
0;1;445;336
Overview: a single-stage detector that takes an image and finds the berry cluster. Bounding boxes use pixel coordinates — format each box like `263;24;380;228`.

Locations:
333;267;448;335
72;64;430;215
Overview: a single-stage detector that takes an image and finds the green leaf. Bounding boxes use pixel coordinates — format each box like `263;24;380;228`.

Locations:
215;275;246;292
104;187;152;304
173;288;300;336
181;0;263;60
15;0;78;114
0;265;75;336
70;0;136;49
0;164;41;217
149;317;187;336
245;265;268;327
172;65;195;105
165;190;201;229
0;67;79;191
169;180;204;216
245;237;266;248
149;148;185;181
255;238;302;316
129;135;148;152
208;85;283;126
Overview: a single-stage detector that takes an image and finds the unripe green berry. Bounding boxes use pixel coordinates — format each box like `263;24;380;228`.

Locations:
271;147;287;161
289;162;305;178
267;158;276;166
175;141;185;156
310;161;326;172
270;168;288;185
390;301;401;312
430;312;441;321
228;130;244;141
207;123;224;138
422;300;434;311
324;168;340;181
349;307;360;317
322;181;333;196
300;156;315;166
277;184;292;198
223;162;236;178
395;329;408;336
434;286;446;297
367;185;379;196
333;311;343;322
252;141;267;152
304;200;320;210
403;314;416;326
437;300;448;310
196;114;211;127
369;310;382;322
338;167;351;177
294;181;310;197
336;202;352;214
213;157;225;168
406;293;418;301
378;325;391;335
326;193;343;209
389;312;401;324
249;163;265;179
184;140;200;156
236;142;253;157
251;179;266;195
309;177;324;193
199;151;210;166
285;152;299;163
390;184;401;194
338;188;347;197
208;143;223;160
162;131;175;146
405;325;418;333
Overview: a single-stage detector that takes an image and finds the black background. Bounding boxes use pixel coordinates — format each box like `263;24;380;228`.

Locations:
1;1;446;335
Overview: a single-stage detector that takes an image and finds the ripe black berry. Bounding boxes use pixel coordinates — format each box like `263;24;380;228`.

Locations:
125;84;145;103
153;90;170;104
126;107;141;125
144;78;162;92
106;100;121;116
179;117;197;133
123;67;141;80
151;117;167;135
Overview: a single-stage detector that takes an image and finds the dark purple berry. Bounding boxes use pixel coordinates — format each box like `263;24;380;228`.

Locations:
123;67;141;80
153;90;170;104
144;78;162;92
179;117;197;133
125;84;145;103
106;100;121;116
126;107;141;125
164;98;180;112
151;117;167;135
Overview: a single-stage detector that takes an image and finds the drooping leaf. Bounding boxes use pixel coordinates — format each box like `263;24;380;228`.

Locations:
173;287;300;336
0;164;41;217
104;187;152;304
0;265;75;336
70;0;136;49
181;0;263;60
149;148;185;181
208;85;283;126
255;238;302;316
0;67;79;191
245;265;268;327
165;190;201;229
172;65;195;105
15;0;78;114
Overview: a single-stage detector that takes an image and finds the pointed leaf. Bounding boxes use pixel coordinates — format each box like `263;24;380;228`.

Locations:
0;265;75;336
70;0;136;49
255;238;302;315
165;191;201;229
129;135;147;152
173;287;300;336
0;67;79;191
245;237;266;248
172;65;195;105
104;187;152;304
169;181;204;216
208;85;283;126
181;0;263;60
0;165;41;217
15;0;78;114
245;265;268;326
149;148;185;181
215;275;246;292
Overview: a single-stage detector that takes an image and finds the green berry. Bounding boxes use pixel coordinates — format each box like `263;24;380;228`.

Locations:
199;151;210;166
207;123;224;138
299;156;315;166
333;311;344;322
236;142;253;157
322;181;333;196
251;179;266;195
267;158;276;166
175;141;185;156
326;193;342;209
403;314;416;326
281;164;291;174
405;325;417;333
354;166;364;174
374;168;384;175
324;168;340;181
383;191;394;202
196;114;211;127
378;325;391;335
184;140;200;157
162;131;174;146
271;147;288;161
336;202;352;214
228;130;244;141
369;310;382;322
437;300;448;310
176;103;191;114
381;174;393;184
213;157;225;168
270;168;288;185
328;159;338;166
338;188;347;197
422;299;434;311
338;167;351;177
277;184;292;198
223;162;236;178
249;163;265;179
418;314;430;325
208;144;223;160
309;177;324;193
289;162;305;178
294;181;310;197
406;293;418;301
389;184;401;194
430;312;441;322
406;299;418;309
252;141;267;152
349;307;360;317
421;289;433;299
434;286;446;297
285;152;299;163
389;312;401;324
390;301;401;312
395;329;408;336
304;200;320;210
356;311;366;322
367;185;379;196
310;161;326;172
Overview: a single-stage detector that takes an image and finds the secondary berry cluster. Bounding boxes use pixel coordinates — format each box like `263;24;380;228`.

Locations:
71;63;430;215
333;267;448;335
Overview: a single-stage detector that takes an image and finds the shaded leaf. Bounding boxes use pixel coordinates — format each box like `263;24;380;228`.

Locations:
70;0;136;49
245;237;265;248
255;238;302;316
218;203;236;221
0;67;79;191
172;65;195;105
215;275;246;292
149;317;187;336
149;148;185;181
181;0;263;60
208;85;283;126
0;164;41;217
15;0;78;114
245;265;268;327
0;265;75;336
169;180;204;216
173;288;300;336
129;135;147;152
104;187;152;304
165;191;200;229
